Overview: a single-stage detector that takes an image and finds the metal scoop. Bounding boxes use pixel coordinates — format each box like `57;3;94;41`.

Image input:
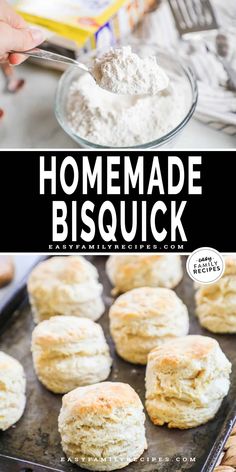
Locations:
15;46;169;95
12;47;91;74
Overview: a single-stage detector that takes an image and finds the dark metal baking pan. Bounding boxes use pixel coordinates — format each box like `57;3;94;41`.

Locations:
0;256;235;472
0;256;48;334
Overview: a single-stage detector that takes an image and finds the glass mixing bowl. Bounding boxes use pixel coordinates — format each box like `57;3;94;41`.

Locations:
55;44;198;149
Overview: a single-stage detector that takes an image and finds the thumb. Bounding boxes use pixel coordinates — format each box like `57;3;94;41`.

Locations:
9;27;44;52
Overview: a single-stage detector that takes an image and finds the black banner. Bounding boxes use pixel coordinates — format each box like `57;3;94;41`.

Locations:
0;150;235;253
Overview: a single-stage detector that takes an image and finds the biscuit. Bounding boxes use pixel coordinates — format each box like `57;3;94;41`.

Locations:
32;316;112;393
58;382;147;471
195;256;236;333
0;256;14;287
109;287;189;364
28;256;105;323
0;351;26;431
145;335;231;429
106;255;183;294
222;255;236;276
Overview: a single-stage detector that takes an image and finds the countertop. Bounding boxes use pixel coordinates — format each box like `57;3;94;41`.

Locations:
0;62;236;150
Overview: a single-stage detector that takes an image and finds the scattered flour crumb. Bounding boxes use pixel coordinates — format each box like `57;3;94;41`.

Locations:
67;72;188;147
91;46;169;95
131;369;138;375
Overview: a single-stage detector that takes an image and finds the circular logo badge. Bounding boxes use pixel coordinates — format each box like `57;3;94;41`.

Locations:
186;247;225;284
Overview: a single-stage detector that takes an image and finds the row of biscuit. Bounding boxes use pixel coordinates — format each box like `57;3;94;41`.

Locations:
0;338;231;471
0;255;234;472
108;254;236;334
28;254;236;333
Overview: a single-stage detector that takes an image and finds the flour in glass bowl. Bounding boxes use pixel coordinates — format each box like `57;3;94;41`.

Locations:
66;47;189;148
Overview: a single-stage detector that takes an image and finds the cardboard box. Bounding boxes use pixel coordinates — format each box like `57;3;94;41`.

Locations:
15;0;155;49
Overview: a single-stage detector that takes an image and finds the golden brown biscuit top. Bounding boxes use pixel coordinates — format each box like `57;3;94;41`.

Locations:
0;256;14;287
224;256;236;276
0;351;23;372
110;255;163;264
195;256;236;292
109;287;183;320
32;316;102;346
62;382;143;414
196;274;236;301
148;335;218;368
108;255;164;273
28;256;97;288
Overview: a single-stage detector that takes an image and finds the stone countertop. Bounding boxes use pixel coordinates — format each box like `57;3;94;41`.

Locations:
0;62;236;149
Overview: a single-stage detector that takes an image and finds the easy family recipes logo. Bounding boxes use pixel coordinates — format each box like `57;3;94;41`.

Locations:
38;154;203;249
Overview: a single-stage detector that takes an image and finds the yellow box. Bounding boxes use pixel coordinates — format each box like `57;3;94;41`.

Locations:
15;0;150;47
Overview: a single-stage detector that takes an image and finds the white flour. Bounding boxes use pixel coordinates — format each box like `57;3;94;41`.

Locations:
67;72;188;147
91;46;169;95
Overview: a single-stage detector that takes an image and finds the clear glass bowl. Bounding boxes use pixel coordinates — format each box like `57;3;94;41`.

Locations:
55;45;198;149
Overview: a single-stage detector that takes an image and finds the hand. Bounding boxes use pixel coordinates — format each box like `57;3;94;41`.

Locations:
0;0;44;65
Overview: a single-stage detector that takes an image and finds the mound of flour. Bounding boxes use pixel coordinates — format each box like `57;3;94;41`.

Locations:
91;46;169;95
67;72;188;147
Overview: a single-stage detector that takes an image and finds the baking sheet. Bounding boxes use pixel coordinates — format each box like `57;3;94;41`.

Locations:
0;255;39;303
0;255;235;472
